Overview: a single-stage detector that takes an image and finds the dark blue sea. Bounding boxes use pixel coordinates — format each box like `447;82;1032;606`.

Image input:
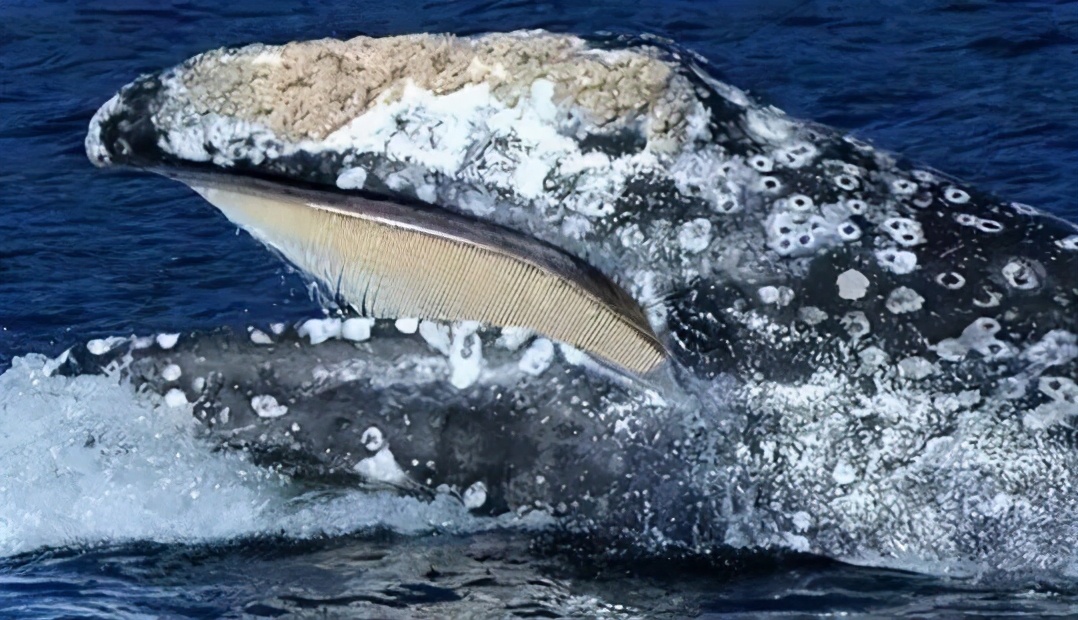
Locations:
2;0;1077;617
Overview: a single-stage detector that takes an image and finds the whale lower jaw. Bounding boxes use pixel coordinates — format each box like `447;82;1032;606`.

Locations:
83;30;1078;577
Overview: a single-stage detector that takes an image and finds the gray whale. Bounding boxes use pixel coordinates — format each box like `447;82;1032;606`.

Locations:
82;31;1078;575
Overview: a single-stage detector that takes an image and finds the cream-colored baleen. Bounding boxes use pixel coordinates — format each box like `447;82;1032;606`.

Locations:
184;175;667;375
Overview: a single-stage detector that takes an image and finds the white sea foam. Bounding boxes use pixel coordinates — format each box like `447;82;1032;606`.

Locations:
0;355;550;557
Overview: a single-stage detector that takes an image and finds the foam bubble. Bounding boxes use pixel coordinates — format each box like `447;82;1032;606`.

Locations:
1;356;551;556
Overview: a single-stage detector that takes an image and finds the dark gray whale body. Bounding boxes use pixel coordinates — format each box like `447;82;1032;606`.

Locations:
82;31;1077;574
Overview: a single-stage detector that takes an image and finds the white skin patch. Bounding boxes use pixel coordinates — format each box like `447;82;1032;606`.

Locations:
249;328;273;345
1010;202;1038;216
973;285;1003;308
859;346;889;369
418;320;451;355
161;364;182;382
87;337;126;356
841;311;871;338
156;333;180;350
845;199;867;215
1002;259;1040;290
944;187;970;204
837;269;870;300
891;179;916;195
898;356;935;380
449;321;483;389
748;154;773;172
1039;377;1078;403
164;388;188;408
677;218;712;254
834;174;858;191
336;167;368;190
341;317;375;342
1054;235;1078;251
876;249;918;275
911;169;937;183
799;306;828;325
1021;330;1078;368
462;481;488;510
251;394;288;418
758;286;794;306
955;213;1004;234
886;287;924;314
787;194;814;212
832;461;857;485
518;338;555;375
496;326;535;351
298;318;342;345
361;426;385;452
836;221;861;242
881;218;925;246
934;318;1008;362
773;142;817;168
394;317;419;334
935;271;966;290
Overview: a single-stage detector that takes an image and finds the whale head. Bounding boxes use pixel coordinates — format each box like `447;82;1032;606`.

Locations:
85;31;1078;575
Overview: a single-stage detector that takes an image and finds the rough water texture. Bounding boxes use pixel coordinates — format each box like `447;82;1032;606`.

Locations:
81;30;1078;582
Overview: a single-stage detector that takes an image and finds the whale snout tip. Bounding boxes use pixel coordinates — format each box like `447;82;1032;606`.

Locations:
85;74;170;170
85;93;121;168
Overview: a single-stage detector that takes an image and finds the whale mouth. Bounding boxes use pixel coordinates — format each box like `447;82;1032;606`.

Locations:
148;166;667;375
82;31;701;376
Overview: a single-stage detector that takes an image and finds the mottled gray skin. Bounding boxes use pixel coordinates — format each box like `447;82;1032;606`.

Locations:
57;323;716;554
84;32;1078;574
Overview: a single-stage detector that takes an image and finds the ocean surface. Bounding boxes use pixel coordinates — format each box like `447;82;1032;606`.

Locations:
2;0;1077;617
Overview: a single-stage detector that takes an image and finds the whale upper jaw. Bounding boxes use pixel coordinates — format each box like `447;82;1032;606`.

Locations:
86;30;1078;575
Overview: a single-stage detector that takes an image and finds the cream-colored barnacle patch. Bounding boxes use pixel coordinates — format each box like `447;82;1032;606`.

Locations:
167;32;696;147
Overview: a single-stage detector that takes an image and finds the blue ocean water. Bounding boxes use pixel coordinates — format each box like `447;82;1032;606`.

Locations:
1;0;1077;617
